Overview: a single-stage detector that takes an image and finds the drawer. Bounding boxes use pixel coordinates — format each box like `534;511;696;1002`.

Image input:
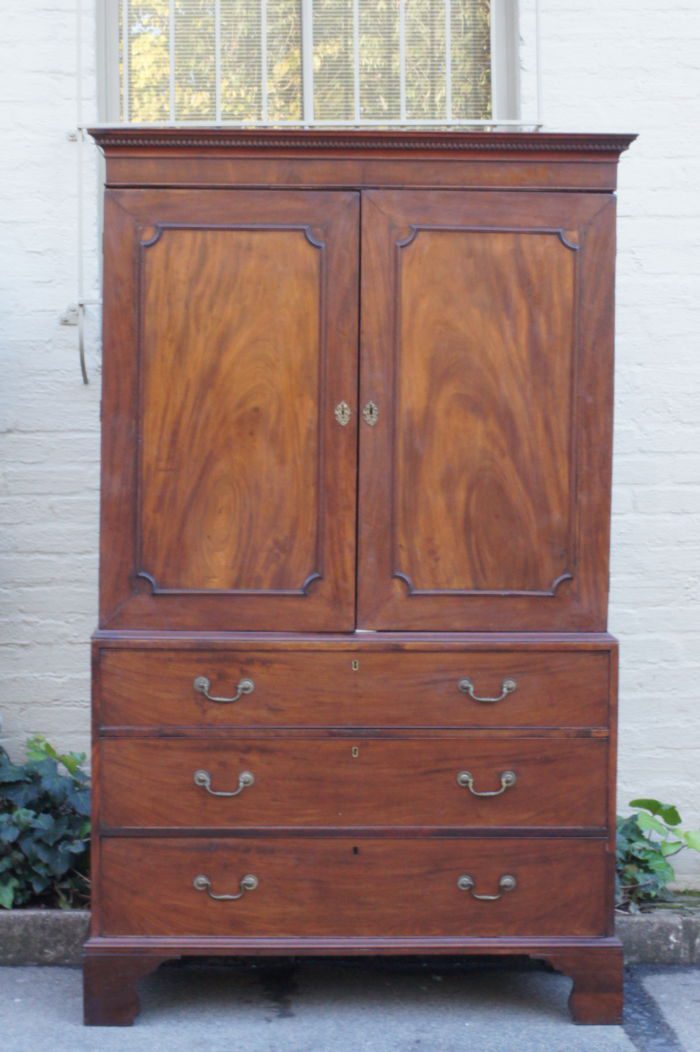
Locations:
100;737;608;830
98;648;610;728
99;836;609;937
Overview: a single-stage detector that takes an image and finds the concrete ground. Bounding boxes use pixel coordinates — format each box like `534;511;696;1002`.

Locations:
0;958;698;1052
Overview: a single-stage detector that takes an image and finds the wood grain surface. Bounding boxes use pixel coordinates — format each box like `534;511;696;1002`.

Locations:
99;836;609;938
99;737;608;830
100;189;359;631
97;647;610;730
139;226;322;594
358;190;616;631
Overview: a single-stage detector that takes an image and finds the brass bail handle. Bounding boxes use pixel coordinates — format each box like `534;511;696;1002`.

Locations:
457;874;517;901
193;676;255;704
193;874;258;901
457;770;517;797
458;678;517;704
193;769;255;798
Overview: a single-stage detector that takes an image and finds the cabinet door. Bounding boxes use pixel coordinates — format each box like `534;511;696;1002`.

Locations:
100;190;359;631
358;190;615;631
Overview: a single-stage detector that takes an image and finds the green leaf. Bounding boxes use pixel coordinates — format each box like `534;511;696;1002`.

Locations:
25;735;57;764
0;878;19;909
0;736;89;907
57;751;86;777
0;824;20;845
0;757;30;784
630;799;682;826
636;812;669;836
660;840;684;856
680;830;700;852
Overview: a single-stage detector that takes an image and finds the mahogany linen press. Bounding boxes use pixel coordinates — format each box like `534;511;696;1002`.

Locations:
85;129;636;1025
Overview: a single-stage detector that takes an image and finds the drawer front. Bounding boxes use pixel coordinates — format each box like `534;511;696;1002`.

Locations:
99;836;609;937
100;737;608;830
98;649;610;728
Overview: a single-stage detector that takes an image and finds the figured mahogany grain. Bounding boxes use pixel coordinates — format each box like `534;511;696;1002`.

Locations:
396;229;574;594
100;837;609;938
100;189;359;631
139;226;322;593
100;737;607;830
358;190;616;632
97;648;610;729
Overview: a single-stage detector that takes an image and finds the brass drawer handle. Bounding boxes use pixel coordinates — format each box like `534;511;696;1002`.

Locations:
193;769;255;798
193;874;258;901
457;874;517;901
458;678;517;703
193;676;255;704
457;770;517;797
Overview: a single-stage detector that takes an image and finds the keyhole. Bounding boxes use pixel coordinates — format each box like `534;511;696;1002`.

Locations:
351;746;359;758
352;846;359;855
351;659;359;672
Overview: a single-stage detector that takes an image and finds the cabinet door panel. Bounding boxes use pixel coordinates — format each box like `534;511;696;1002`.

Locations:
358;190;615;631
100;190;359;631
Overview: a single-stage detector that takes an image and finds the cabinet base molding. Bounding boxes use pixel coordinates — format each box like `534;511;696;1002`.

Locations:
83;937;623;1027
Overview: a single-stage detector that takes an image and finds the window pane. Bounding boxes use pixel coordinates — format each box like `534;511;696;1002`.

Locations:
175;0;216;121
313;0;354;122
266;0;303;121
452;0;491;119
406;0;446;121
221;1;262;121
359;0;400;121
125;1;171;121
119;0;493;124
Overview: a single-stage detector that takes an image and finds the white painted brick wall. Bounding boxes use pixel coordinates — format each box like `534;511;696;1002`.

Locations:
1;2;699;886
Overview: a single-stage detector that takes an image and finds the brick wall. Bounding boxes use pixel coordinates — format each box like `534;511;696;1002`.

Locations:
0;1;698;884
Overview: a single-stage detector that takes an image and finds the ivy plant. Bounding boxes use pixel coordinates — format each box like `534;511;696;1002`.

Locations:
0;735;90;909
616;798;700;912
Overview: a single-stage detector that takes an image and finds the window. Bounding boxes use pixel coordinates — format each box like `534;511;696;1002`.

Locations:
101;0;525;126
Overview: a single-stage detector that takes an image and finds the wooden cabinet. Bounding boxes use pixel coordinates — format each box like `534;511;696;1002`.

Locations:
86;129;635;1027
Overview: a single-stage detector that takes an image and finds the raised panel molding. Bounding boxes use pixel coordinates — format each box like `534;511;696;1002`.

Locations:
134;223;327;597
391;225;581;599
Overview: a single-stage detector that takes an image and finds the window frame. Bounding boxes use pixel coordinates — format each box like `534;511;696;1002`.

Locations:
98;0;524;126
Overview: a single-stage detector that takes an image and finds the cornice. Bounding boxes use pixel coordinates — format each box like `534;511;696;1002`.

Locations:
89;127;637;156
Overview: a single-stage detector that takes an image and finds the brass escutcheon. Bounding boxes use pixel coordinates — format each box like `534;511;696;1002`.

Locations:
334;401;352;426
362;401;379;426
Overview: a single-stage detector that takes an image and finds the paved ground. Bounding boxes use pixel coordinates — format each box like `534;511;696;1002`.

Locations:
0;958;698;1051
